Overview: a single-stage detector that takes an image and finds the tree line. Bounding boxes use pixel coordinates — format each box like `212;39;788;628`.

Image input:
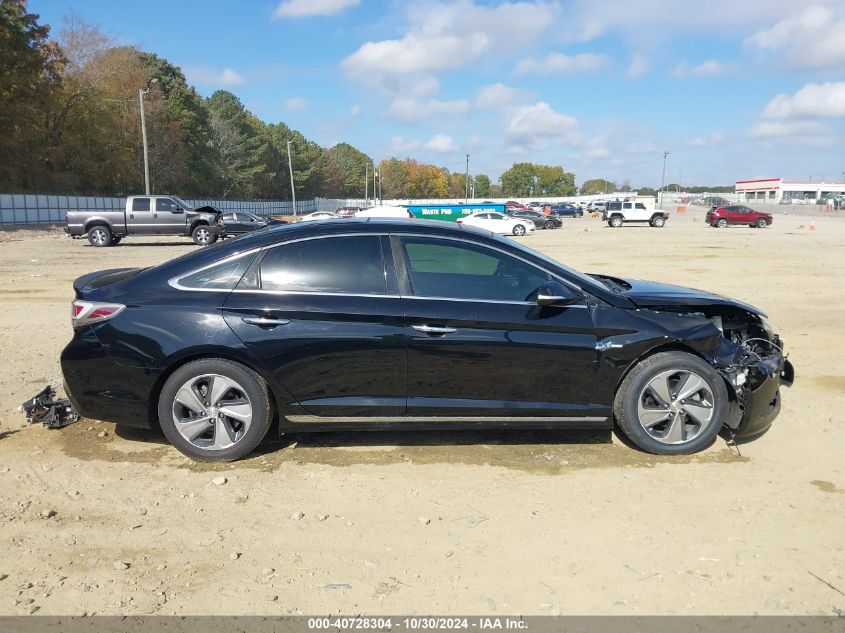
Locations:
1;2;732;201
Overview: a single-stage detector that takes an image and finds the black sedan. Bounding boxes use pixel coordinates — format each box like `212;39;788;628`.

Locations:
221;212;284;236
506;209;562;229
61;219;793;461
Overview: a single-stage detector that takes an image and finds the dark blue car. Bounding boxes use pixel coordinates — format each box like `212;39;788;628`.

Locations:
550;204;583;218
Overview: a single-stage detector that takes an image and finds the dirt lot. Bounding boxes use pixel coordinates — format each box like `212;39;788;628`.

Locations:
0;209;843;616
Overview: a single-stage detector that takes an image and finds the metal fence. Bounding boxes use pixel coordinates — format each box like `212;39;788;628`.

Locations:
0;194;320;226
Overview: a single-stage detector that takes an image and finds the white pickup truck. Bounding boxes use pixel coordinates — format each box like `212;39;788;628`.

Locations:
603;201;669;228
65;195;224;247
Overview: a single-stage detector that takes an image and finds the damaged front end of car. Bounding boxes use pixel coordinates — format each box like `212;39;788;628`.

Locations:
707;310;794;439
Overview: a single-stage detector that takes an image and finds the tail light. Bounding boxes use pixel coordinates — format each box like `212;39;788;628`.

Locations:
71;300;125;329
456;219;463;224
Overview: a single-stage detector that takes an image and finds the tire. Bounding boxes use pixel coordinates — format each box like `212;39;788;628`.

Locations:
716;218;728;228
543;220;555;230
609;215;623;228
192;224;215;246
576;212;583;218
755;218;768;228
512;224;527;236
157;358;273;462
650;215;666;228
614;351;727;455
87;225;113;247
110;236;122;245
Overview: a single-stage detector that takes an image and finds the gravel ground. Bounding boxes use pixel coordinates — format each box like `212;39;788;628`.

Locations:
0;209;842;616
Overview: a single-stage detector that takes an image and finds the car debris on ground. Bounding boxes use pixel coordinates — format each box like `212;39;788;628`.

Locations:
18;386;80;429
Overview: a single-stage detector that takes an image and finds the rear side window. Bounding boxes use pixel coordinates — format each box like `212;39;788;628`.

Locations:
258;236;385;295
177;255;254;290
132;198;150;212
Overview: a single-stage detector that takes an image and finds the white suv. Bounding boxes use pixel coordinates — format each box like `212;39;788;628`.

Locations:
603;201;669;228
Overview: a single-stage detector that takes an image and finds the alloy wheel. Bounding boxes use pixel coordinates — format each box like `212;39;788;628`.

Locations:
90;228;108;246
171;374;253;450
513;224;526;236
636;369;714;444
195;227;211;244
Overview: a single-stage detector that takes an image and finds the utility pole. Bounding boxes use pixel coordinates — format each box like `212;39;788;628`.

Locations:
377;166;382;204
286;140;296;216
364;163;369;205
138;77;158;195
659;151;669;209
465;154;470;203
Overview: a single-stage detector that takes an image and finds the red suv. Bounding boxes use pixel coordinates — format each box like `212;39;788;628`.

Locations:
706;205;772;228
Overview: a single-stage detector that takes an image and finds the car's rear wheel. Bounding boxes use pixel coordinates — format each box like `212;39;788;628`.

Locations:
614;351;727;455
192;224;216;246
609;215;623;228
756;218;768;228
543;220;555;230
88;226;112;247
716;218;728;228
158;359;272;462
513;224;526;236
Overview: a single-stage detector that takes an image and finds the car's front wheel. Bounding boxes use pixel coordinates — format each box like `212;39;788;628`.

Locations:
613;351;727;455
157;358;272;462
756;218;768;228
650;215;666;227
543;220;556;230
192;224;217;246
512;224;527;236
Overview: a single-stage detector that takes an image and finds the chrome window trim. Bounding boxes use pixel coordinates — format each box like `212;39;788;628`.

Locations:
168;230;589;306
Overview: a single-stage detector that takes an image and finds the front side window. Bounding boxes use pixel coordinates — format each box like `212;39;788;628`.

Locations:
156;198;176;212
258;235;385;294
401;238;551;302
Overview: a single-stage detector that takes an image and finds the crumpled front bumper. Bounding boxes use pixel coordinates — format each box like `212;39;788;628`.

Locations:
733;357;794;439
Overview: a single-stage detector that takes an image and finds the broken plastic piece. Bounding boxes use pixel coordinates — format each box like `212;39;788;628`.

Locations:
19;386;80;429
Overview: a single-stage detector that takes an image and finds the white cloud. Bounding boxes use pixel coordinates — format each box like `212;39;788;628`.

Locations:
349;104;361;117
506;101;578;150
476;83;521;108
387;97;471;122
626;53;649;78
422;134;457;153
688;132;724;147
672;59;727;77
761;82;845;119
341;0;556;87
390;136;421;152
515;52;609;75
746;5;845;68
748;120;827;139
285;96;309;112
273;0;359;19
186;67;245;87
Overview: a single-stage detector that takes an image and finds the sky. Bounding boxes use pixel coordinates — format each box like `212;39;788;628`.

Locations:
31;0;845;187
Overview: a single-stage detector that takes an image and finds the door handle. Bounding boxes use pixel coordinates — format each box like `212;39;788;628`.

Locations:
412;324;457;335
242;317;290;327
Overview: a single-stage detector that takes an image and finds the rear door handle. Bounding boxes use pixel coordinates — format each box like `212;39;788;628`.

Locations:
242;317;290;327
412;324;457;335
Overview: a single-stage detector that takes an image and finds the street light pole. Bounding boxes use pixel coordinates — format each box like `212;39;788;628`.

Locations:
286;140;296;216
138;78;158;195
659;151;669;209
364;163;369;205
465;154;470;203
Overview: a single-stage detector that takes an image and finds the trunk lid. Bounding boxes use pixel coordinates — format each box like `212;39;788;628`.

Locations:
72;268;144;299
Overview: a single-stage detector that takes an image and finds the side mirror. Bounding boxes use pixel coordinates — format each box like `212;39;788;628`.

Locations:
173;206;183;213
536;280;582;307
